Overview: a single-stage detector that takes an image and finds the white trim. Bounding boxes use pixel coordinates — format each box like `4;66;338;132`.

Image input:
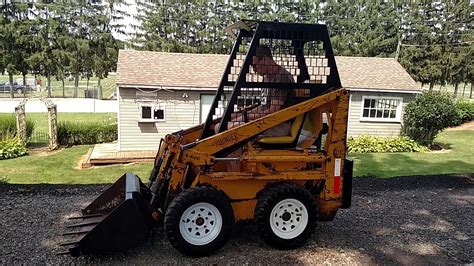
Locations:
117;87;121;151
138;103;166;122
347;93;352;136
347;87;421;94
334;158;341;177
120;85;420;94
359;96;403;123
119;84;217;91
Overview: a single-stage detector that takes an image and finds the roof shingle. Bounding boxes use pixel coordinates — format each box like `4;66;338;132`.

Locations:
117;50;420;92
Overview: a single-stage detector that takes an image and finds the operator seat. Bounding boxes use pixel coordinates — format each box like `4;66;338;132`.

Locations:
256;114;305;147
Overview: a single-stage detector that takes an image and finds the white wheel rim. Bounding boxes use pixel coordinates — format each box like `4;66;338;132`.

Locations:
270;198;308;239
179;202;222;246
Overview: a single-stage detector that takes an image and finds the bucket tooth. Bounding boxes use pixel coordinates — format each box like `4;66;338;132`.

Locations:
62;229;91;236
56;251;74;256
65;216;105;228
68;213;104;220
59;241;80;246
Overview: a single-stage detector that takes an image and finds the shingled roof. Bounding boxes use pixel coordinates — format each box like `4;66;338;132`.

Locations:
117;49;420;92
335;56;420;92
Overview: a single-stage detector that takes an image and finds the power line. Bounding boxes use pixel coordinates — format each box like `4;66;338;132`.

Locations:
400;41;474;47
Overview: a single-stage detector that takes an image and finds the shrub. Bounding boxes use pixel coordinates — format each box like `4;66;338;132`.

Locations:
0;115;35;140
348;135;428;153
454;98;474;124
58;121;117;146
402;91;458;147
0;137;28;160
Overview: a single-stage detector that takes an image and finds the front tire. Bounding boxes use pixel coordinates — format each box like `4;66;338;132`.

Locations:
164;186;234;257
255;182;318;249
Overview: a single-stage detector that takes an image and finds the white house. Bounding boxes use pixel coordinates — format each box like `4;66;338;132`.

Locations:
116;50;420;151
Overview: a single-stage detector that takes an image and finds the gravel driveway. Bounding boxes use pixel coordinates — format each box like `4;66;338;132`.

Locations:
1;174;472;264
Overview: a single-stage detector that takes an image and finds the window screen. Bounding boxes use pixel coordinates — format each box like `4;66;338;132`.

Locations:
154;109;164;120
142;106;152;119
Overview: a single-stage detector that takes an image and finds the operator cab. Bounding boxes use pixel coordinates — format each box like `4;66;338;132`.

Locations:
200;20;341;150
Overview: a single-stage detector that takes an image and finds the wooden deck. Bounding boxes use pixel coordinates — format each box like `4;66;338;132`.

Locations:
81;143;156;168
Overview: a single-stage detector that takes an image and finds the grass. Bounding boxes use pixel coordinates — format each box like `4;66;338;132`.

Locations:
351;130;474;178
0;74;116;99
0;112;116;133
0;146;153;184
0;128;471;185
0;112;116;145
421;82;473;99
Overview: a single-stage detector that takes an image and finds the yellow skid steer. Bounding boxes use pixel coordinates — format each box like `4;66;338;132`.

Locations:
60;20;353;257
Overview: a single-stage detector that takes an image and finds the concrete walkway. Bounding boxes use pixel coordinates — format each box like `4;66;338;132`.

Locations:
0;98;117;113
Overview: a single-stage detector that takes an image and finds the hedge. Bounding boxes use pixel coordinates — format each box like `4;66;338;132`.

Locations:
0;115;35;140
454;98;474;124
57;121;117;146
348;135;428;153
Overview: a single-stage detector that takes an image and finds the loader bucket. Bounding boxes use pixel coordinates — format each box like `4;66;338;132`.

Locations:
60;173;152;257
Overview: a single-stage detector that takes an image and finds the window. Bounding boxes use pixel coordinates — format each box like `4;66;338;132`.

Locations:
360;97;402;122
139;104;165;122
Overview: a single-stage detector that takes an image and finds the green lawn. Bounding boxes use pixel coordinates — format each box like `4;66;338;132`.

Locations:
351;130;474;178
0;129;472;184
25;112;116;133
0;146;153;184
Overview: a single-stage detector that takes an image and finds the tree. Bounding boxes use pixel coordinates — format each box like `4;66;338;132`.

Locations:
402;91;459;147
442;1;472;97
0;3;34;98
28;3;63;98
399;2;442;88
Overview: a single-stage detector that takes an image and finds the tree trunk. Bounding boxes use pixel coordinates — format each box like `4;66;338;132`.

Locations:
86;77;90;97
462;83;467;97
454;83;459;98
74;74;79;98
98;78;102;100
8;72;14;99
22;73;27;97
470;82;473;99
47;74;51;98
429;82;434;91
61;79;65;98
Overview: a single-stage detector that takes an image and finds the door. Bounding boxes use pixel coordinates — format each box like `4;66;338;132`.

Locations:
200;94;214;123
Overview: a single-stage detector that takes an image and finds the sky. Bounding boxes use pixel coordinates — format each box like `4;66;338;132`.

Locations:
112;0;139;41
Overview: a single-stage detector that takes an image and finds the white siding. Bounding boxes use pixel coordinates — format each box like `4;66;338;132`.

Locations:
119;88;418;150
348;91;416;137
118;88;213;151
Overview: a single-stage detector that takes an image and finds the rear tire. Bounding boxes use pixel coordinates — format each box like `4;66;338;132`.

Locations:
254;182;318;249
164;186;234;257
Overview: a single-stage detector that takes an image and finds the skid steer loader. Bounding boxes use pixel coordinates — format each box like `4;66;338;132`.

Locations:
59;20;353;257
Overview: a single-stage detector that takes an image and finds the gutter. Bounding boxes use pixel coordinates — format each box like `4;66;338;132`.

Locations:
118;84;217;91
346;87;421;94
